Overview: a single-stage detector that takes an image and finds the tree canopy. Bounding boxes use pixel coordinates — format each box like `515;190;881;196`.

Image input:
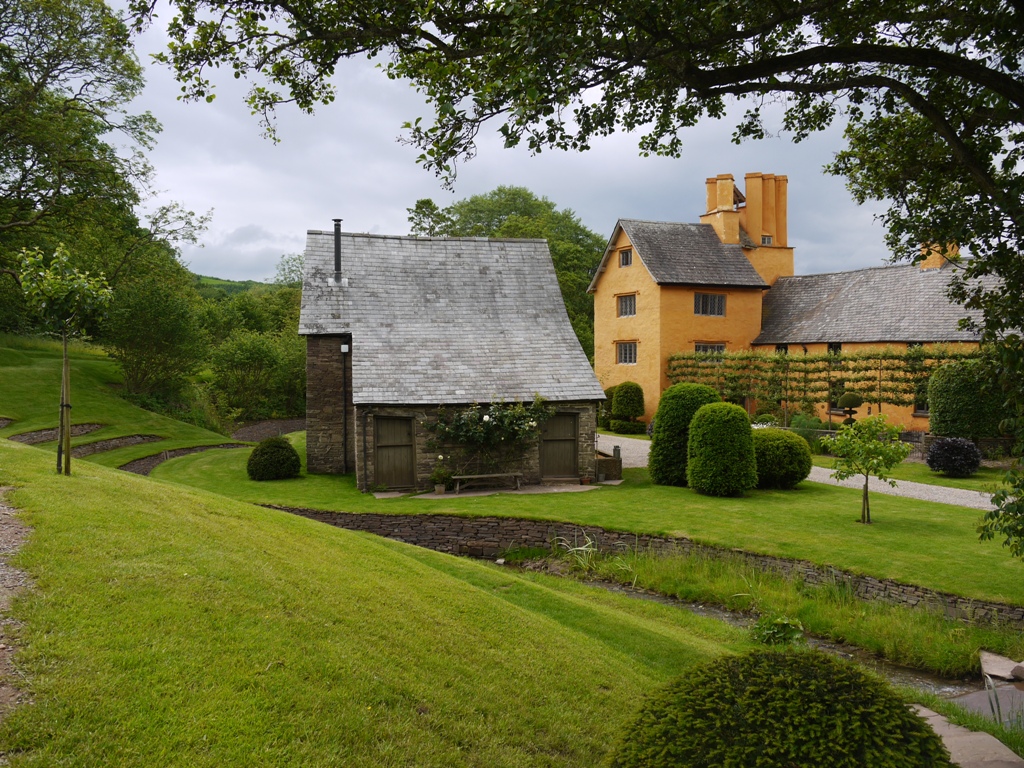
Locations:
407;187;603;356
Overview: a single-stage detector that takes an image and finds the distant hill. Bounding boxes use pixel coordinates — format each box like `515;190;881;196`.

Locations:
193;274;265;299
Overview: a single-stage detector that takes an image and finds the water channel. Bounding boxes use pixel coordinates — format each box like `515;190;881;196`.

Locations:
498;560;984;699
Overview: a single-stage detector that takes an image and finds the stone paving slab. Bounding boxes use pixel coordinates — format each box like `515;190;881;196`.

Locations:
915;706;1024;767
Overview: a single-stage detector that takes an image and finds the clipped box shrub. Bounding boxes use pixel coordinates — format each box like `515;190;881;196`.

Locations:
612;381;645;421
928;359;1007;440
648;383;721;486
752;428;812;489
686;402;757;496
598;386;618;430
926;437;983;478
247;436;301;481
610;419;647;435
608;648;952;768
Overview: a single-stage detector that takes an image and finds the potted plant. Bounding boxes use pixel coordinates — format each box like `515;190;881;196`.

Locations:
429;455;452;494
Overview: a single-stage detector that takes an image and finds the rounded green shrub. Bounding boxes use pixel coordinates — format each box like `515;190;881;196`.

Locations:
928;359;1007;440
926;437;983;478
612;381;645;421
246;436;301;481
647;383;721;486
836;391;864;410
598;386;618;430
686;402;757;496
608;648;953;768
752;428;812;489
610;419;647;435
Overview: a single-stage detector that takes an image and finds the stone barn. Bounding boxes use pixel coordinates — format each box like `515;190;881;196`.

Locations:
300;223;605;491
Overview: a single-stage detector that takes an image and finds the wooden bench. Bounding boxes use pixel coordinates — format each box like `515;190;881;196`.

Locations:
452;473;522;494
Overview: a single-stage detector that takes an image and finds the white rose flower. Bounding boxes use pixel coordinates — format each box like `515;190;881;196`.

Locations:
483;415;490;422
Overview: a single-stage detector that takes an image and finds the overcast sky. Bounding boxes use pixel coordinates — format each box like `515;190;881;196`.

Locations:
125;6;893;282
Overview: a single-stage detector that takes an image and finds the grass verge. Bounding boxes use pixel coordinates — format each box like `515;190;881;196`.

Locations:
153;434;1024;607
0;440;754;766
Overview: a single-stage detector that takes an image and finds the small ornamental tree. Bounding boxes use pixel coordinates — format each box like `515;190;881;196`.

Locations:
424;397;552;474
648;383;720;486
686;402;757;497
611;381;645;433
822;416;912;524
19;245;112;475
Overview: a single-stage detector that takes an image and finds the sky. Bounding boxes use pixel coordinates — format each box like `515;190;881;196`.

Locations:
125;6;894;283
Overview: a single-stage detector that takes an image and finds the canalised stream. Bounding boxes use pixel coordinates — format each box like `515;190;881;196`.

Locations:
498;560;983;699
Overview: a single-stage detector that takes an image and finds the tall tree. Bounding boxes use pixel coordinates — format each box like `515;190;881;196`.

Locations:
408;187;603;356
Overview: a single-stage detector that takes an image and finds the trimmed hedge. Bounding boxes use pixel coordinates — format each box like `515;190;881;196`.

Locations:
648;383;721;486
927;437;983;478
608;648;952;767
686;402;757;496
752;428;812;489
610;419;647;435
612;381;645;420
598;386;617;430
928;359;1007;440
247;436;301;481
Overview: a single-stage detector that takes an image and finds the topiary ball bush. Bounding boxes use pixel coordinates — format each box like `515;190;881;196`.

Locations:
648;383;721;486
926;437;983;478
610;419;647;435
607;648;953;768
247;436;302;481
686;402;757;496
612;381;645;421
752;428;812;489
836;391;864;410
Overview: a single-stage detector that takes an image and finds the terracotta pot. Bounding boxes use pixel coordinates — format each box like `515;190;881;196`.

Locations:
434;484;446;495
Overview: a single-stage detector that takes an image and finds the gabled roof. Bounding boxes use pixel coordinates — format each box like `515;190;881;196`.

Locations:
754;263;984;345
587;219;768;292
299;231;604;405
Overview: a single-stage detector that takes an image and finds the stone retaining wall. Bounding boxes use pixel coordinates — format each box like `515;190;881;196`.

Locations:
273;506;1024;629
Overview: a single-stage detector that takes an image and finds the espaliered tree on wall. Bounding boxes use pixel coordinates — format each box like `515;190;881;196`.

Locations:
667;347;982;424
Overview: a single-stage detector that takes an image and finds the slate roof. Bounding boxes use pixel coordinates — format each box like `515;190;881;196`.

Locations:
754;263;985;344
587;219;767;292
299;231;604;405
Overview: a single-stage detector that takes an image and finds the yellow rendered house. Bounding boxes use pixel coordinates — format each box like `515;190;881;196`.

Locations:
588;173;982;429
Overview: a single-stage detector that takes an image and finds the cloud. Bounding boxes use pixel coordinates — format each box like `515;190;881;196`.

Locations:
123;2;895;281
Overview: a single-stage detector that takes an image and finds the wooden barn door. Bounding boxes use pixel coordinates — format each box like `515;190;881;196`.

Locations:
540;413;578;478
375;416;415;488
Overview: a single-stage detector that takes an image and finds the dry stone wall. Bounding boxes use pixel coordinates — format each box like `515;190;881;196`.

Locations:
274;506;1024;629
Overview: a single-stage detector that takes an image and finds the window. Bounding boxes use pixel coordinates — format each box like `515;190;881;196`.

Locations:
694;293;726;316
908;342;929;414
775;344;789;355
619;249;633;267
827;342;843;356
761;235;773;246
617;294;636;317
827;343;843;410
617;341;637;364
695;343;726;355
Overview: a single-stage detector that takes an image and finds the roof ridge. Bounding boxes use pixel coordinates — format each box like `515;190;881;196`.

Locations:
305;230;549;243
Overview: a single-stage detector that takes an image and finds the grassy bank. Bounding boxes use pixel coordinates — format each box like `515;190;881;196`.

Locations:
0;440;754;766
0;341;235;468
152;434;1024;607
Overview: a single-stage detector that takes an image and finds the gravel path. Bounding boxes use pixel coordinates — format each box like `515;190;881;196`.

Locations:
598;434;997;511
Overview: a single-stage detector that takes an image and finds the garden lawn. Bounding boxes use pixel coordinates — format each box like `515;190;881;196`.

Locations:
0;440;753;767
0;338;234;468
153;433;1024;607
812;454;1010;494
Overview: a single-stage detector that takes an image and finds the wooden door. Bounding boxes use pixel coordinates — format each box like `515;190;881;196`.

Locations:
540;413;578;478
375;416;415;488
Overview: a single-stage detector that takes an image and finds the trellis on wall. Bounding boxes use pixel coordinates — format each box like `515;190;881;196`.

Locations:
666;346;983;422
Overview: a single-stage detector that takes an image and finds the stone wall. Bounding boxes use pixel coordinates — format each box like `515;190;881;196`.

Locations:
276;506;1024;629
355;401;600;492
306;334;355;474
